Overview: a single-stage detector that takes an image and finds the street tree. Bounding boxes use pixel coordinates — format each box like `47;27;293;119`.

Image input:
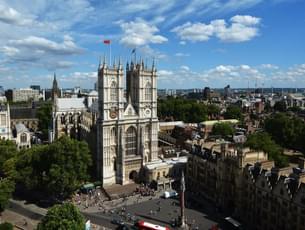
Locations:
0;140;17;176
245;132;288;167
212;123;234;137
224;105;243;120
14;136;92;199
0;178;15;212
37;203;85;230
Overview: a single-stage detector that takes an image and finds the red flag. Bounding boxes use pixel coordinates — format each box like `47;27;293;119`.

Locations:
103;39;111;44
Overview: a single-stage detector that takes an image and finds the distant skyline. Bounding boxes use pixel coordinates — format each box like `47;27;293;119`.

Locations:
0;0;304;89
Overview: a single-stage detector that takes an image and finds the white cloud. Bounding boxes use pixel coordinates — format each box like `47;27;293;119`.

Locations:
180;65;190;71
260;64;279;70
171;22;214;42
0;46;20;56
175;53;190;57
158;70;174;76
9;35;83;55
119;18;167;47
0;4;34;26
137;45;167;59
171;15;261;43
230;15;260;25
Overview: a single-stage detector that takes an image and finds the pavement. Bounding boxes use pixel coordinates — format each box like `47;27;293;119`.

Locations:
0;209;39;230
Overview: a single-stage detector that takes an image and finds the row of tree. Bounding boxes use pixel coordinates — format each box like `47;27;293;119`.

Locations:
264;113;305;153
0;136;92;214
245;132;288;167
158;97;243;123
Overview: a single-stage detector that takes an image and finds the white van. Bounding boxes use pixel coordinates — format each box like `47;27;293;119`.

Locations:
162;191;178;199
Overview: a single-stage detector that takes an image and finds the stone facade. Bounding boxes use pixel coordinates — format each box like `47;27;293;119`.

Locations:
97;59;158;186
187;143;305;230
241;160;305;230
0;104;11;140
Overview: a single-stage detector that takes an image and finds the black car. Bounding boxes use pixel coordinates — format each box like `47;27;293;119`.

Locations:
116;224;129;230
111;219;124;225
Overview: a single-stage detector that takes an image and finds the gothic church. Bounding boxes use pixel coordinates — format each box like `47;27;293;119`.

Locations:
97;58;159;186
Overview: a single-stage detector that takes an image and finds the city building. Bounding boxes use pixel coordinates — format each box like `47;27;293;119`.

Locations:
224;84;231;99
203;87;211;100
12;88;40;102
96;59;158;186
187;142;305;230
187;143;269;215
30;85;41;91
241;159;305;230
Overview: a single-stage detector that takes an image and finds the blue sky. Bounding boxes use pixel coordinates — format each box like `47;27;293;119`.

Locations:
0;0;304;89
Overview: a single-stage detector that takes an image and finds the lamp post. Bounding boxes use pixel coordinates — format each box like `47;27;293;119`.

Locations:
180;171;186;228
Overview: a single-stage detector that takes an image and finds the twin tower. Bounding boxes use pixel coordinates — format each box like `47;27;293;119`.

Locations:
97;58;159;186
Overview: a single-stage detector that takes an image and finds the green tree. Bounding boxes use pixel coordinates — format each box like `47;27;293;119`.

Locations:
0;178;15;212
212;122;234;137
37;102;52;140
37;203;85;230
224;105;243;120
273;100;287;112
207;104;220;119
0;140;17;176
245;132;288;167
14;136;92;198
158;97;209;123
264;113;305;152
0;222;13;230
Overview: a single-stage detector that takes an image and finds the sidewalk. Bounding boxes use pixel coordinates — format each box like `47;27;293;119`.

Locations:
0;209;39;230
79;190;164;213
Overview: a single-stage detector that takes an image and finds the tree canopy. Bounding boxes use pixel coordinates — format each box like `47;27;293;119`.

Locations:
245;132;288;167
158;97;222;123
264;113;305;153
224;105;243;120
0;178;15;212
37;102;52;140
37;203;85;230
211;122;234;137
273;101;287;112
11;136;92;199
0;140;17;176
0;222;13;230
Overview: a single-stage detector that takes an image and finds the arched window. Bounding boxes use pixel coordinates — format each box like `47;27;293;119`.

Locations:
20;133;27;143
144;125;150;141
110;81;117;101
110;127;116;145
144;82;152;101
125;126;137;156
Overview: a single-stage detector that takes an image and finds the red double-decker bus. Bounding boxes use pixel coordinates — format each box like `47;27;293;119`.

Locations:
136;220;170;230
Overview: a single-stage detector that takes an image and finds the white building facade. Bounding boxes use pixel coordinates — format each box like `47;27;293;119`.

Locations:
97;59;159;186
0;104;11;140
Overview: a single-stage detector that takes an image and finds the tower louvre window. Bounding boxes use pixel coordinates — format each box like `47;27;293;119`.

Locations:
110;81;117;101
144;82;152;101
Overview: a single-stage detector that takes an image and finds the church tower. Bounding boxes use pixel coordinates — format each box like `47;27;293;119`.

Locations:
52;73;60;100
97;57;159;186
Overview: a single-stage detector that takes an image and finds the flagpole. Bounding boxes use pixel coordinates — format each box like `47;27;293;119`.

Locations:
109;42;111;66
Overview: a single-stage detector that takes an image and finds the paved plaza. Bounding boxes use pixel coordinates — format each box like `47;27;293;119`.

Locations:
85;192;224;229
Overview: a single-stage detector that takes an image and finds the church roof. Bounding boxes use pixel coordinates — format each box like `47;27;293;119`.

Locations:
56;98;86;111
15;123;29;134
88;90;98;96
